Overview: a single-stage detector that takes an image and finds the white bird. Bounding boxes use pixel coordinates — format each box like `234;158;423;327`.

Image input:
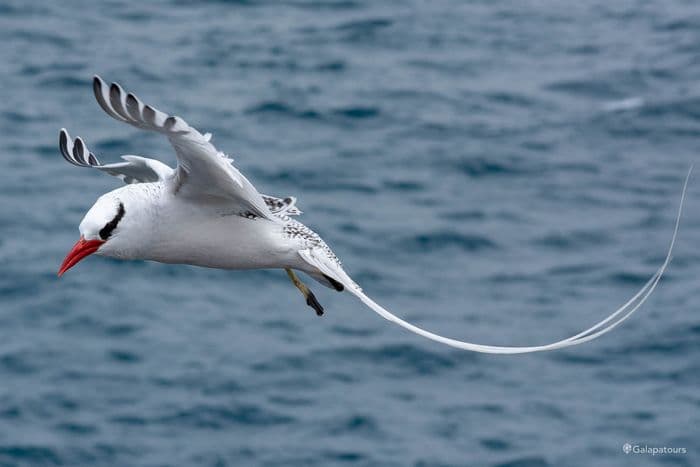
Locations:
57;76;690;354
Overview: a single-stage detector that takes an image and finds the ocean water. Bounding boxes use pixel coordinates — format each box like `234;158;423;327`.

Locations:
0;0;699;465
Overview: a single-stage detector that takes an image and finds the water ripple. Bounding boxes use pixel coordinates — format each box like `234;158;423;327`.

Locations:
402;231;498;252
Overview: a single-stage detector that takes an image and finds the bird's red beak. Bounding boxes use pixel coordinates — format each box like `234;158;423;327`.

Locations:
57;236;105;277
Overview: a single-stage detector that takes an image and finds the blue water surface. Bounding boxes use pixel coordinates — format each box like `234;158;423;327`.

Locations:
0;1;699;466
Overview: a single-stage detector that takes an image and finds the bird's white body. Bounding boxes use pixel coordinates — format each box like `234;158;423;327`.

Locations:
57;76;690;354
93;183;293;269
144;200;294;270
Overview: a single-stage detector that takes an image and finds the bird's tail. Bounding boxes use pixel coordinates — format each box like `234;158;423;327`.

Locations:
301;168;691;354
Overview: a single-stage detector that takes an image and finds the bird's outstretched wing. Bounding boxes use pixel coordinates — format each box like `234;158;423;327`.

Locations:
59;128;174;184
92;75;275;221
299;168;691;354
60;128;301;217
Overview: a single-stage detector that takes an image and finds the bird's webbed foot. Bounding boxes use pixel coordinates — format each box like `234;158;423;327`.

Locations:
286;268;324;316
305;289;324;316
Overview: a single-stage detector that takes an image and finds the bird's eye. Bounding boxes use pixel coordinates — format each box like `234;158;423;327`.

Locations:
99;202;125;240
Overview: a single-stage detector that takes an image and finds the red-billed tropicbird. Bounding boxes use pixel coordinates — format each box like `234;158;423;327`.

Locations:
57;76;690;354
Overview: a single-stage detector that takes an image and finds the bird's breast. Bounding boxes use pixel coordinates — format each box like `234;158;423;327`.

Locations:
145;207;297;270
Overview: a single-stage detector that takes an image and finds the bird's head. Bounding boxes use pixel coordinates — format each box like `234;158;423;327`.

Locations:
58;190;139;276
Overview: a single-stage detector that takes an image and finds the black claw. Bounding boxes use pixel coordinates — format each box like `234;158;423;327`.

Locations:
305;291;324;316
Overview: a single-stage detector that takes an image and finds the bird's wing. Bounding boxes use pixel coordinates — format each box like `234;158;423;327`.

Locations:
59;128;175;184
92;75;275;221
298;168;690;354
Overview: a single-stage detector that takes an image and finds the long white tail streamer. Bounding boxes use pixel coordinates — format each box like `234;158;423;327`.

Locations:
345;168;692;354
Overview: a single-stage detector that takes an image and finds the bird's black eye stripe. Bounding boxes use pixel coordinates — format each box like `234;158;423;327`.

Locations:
99;202;125;240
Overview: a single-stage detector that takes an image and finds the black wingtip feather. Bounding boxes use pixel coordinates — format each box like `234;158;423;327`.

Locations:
59;129;81;167
92;76;104;100
73;138;87;164
142;105;157;125
109;83;130;120
125;93;141;121
93;76;129;124
59;129;69;160
59;129;101;168
164;116;177;130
